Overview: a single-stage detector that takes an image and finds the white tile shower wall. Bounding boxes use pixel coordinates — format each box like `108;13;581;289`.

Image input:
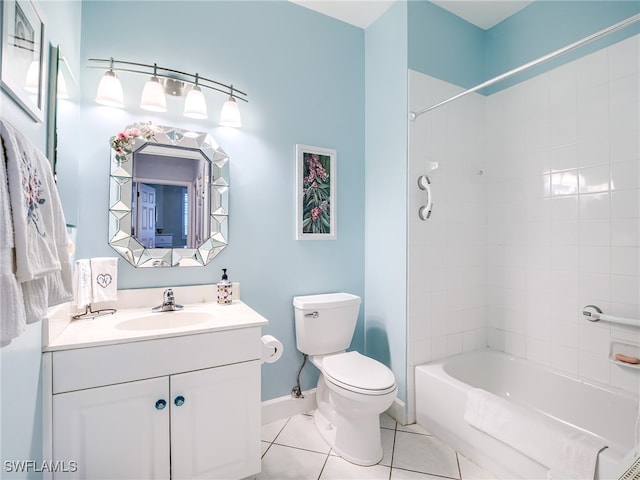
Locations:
408;71;488;421
485;35;640;394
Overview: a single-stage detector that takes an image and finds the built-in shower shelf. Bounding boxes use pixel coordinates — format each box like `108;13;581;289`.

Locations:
609;340;640;370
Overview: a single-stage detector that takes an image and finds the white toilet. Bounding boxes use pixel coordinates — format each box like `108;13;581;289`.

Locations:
293;292;397;466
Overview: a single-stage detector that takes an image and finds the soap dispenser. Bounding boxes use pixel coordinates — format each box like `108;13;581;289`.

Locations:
216;268;232;305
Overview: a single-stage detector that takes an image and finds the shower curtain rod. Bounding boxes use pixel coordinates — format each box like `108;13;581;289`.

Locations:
409;13;640;120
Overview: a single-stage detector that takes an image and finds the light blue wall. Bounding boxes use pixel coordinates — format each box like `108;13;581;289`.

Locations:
76;1;365;401
408;0;639;94
364;1;409;407
408;0;486;89
483;0;640;93
0;1;82;475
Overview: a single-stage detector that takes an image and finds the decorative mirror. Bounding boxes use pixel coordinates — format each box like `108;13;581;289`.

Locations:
108;124;229;267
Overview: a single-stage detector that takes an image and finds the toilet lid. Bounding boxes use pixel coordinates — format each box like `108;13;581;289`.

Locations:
322;351;396;394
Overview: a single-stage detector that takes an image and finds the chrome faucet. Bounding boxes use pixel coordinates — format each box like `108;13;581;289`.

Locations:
152;288;184;312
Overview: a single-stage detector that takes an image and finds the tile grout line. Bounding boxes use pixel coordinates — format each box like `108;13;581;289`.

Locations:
388;419;398;480
316;451;331;480
455;451;463;480
260;416;291;459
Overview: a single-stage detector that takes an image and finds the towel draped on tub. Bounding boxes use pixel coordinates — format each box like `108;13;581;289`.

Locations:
464;388;607;480
0;118;73;346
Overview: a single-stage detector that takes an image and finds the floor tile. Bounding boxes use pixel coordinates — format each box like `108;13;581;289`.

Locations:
380;413;397;430
457;453;496;480
392;431;460;479
258;414;498;480
261;417;289;442
257;443;328;480
273;413;331;454
380;427;396;467
320;455;391;479
391;467;451;479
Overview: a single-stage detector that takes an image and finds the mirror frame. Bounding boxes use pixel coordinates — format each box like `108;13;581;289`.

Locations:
108;125;229;267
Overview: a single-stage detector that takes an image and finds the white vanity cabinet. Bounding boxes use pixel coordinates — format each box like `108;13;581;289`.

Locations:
44;326;262;480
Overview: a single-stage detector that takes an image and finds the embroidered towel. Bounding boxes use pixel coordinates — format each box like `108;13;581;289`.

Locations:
1;118;72;325
90;257;118;303
74;259;92;308
464;388;606;480
0;136;27;346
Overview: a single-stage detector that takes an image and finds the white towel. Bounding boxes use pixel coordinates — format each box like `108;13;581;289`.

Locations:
0;137;26;346
1;119;73;325
73;259;92;308
90;257;118;304
464;388;606;480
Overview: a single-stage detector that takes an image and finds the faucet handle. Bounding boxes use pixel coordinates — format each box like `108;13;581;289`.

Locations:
164;288;175;302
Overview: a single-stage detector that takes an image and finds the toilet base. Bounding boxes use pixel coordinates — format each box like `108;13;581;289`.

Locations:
312;375;389;466
313;408;383;466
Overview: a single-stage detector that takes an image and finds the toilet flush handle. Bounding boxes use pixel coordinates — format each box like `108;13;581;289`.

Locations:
305;311;319;319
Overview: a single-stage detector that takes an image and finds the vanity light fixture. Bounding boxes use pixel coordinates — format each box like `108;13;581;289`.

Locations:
220;85;242;127
95;58;125;108
88;57;247;126
140;63;167;112
183;74;208;119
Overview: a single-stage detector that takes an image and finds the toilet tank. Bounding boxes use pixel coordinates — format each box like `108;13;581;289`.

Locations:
293;293;361;356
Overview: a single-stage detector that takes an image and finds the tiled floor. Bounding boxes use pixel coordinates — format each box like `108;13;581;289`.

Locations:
255;413;497;479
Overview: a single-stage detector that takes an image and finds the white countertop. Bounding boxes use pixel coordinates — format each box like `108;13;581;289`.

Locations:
45;300;268;352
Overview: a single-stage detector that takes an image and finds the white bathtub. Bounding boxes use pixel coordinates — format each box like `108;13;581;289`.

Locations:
415;348;639;480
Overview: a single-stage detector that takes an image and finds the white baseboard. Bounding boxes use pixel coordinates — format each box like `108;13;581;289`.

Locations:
261;389;407;426
261;389;317;425
386;397;407;425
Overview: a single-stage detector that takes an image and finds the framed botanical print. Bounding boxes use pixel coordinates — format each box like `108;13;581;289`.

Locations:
295;144;336;240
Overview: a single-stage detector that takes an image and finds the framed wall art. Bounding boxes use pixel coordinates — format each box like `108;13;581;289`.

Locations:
295;144;336;240
1;0;46;122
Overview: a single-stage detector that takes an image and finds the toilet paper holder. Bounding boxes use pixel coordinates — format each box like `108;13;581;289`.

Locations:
261;335;283;364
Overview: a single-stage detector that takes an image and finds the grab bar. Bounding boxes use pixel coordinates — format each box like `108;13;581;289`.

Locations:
417;175;433;220
582;305;640;328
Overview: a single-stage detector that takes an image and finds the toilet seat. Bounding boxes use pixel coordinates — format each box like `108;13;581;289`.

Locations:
321;351;396;396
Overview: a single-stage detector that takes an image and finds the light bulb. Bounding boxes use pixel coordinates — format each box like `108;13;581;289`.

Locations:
95;70;124;108
24;61;39;93
183;86;208;119
220;95;242;127
140;77;167;112
57;71;69;99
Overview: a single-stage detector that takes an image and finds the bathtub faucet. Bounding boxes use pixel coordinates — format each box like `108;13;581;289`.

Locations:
152;288;184;312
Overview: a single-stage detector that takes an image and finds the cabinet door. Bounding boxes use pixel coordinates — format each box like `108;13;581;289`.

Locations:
53;377;170;479
170;360;261;480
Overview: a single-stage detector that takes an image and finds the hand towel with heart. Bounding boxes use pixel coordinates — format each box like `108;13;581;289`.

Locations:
74;257;118;307
90;257;118;303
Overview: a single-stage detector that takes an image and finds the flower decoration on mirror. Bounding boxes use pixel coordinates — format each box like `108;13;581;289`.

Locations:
109;122;157;164
302;153;331;234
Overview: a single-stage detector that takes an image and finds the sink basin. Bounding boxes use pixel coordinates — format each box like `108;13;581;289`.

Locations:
116;310;214;331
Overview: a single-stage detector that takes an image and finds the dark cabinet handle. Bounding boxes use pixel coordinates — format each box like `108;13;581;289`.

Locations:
155;399;167;410
174;395;185;407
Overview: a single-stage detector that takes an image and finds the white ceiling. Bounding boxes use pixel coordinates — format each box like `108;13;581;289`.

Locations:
289;0;533;30
431;0;533;29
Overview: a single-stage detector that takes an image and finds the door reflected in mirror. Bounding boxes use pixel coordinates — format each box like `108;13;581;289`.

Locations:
133;182;191;248
131;142;210;249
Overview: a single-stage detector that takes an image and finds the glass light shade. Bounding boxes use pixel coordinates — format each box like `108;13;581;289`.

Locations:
140;77;167;112
183;86;208;119
24;61;39;93
220;96;242;127
95;70;124;107
57;71;69;99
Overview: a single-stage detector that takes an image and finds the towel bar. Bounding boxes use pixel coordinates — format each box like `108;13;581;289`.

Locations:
582;305;639;328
